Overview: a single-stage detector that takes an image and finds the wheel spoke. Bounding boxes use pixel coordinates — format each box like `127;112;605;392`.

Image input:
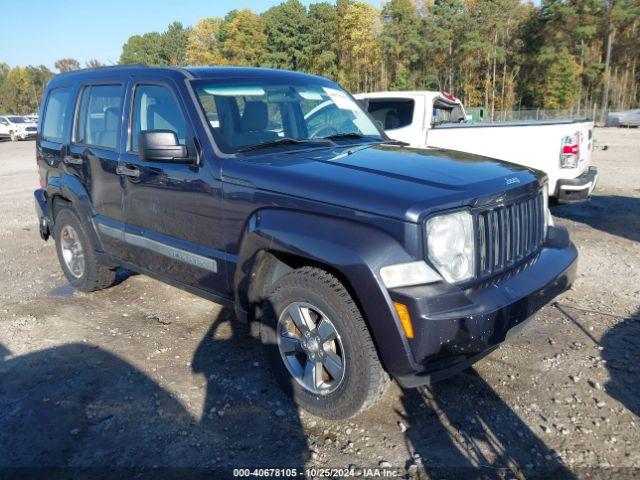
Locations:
279;334;302;355
289;305;315;332
317;318;336;342
322;351;343;380
302;359;324;390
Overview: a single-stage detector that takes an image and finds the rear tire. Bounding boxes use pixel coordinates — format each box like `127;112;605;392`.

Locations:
53;208;116;292
261;267;389;419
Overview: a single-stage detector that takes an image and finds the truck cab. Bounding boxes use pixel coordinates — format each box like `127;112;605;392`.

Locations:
34;66;577;419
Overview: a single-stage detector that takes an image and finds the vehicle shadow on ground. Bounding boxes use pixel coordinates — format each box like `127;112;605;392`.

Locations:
398;369;575;479
601;308;640;417
552;195;640;243
0;307;308;476
553;302;640;418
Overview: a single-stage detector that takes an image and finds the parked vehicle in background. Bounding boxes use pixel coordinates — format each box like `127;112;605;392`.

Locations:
34;66;577;419
355;91;598;203
0;115;38;141
24;114;39;124
606;109;640;127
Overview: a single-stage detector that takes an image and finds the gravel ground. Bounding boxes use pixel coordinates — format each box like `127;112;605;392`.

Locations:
0;129;638;479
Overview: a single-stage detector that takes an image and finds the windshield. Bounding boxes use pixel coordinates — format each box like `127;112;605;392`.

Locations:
7;116;28;124
193;79;383;153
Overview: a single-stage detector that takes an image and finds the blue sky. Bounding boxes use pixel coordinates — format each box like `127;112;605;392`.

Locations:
1;0;378;70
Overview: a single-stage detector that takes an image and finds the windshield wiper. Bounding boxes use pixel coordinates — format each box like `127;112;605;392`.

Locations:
236;137;334;153
322;132;368;141
324;132;407;146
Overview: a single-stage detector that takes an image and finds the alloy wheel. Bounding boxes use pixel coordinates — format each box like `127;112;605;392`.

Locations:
277;301;346;395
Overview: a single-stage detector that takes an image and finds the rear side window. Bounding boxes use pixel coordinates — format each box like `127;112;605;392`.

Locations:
42;88;72;143
131;85;186;152
75;85;124;150
367;99;414;130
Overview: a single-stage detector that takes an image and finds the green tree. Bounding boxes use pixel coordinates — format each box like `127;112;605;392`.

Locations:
220;9;267;66
120;32;165;65
380;0;423;90
336;1;383;92
538;46;581;108
262;0;309;70
0;67;32;113
300;2;339;78
186;18;225;66
25;65;53;111
161;22;189;65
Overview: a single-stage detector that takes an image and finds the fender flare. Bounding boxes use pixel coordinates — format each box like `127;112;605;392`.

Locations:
235;208;422;377
47;172;105;252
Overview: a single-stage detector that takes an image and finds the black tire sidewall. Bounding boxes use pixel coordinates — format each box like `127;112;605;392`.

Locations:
262;271;376;419
53;208;94;290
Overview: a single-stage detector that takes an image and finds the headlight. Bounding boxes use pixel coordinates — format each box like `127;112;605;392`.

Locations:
426;210;475;283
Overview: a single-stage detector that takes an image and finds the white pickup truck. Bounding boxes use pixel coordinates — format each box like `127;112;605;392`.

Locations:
354;91;598;203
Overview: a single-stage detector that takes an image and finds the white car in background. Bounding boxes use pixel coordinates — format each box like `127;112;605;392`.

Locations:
355;91;598;203
0;115;38;141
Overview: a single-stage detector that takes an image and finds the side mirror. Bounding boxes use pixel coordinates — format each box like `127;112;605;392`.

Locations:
138;130;190;163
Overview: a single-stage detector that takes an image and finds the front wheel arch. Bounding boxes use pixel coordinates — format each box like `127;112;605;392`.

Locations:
233;209;423;378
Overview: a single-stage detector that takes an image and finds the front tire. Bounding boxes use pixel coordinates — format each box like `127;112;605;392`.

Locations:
10;131;18;142
53;208;116;292
261;267;389;419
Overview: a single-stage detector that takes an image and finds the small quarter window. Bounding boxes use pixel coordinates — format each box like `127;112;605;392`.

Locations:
75;85;124;150
42;87;72;143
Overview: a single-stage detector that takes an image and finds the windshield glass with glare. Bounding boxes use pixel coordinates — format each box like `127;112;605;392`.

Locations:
193;80;382;153
7;116;28;124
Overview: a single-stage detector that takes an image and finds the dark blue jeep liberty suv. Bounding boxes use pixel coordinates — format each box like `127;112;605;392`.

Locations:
34;66;577;419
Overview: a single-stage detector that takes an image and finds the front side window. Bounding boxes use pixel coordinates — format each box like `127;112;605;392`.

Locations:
42;87;72;143
131;85;187;152
75;85;124;149
7;116;28;124
193;80;383;153
366;99;415;130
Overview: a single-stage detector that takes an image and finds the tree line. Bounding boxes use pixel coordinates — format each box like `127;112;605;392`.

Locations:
1;0;638;118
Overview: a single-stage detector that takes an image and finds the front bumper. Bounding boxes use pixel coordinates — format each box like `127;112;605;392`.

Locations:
557;166;598;203
389;225;577;387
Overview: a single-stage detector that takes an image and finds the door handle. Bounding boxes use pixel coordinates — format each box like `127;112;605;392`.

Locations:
63;154;83;165
116;164;141;178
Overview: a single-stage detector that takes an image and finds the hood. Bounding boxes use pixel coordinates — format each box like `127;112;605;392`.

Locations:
223;144;543;223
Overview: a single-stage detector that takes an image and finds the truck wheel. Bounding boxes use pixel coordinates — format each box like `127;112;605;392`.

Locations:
53;208;116;292
261;267;389;419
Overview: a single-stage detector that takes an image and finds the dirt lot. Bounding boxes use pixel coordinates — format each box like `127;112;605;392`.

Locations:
0;129;638;479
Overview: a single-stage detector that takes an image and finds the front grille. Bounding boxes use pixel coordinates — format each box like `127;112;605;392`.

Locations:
476;191;545;278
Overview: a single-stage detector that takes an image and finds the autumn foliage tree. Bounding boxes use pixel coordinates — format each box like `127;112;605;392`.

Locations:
111;0;639;115
4;0;637;115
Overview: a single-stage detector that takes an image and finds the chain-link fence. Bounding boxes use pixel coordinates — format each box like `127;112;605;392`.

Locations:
464;106;623;124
